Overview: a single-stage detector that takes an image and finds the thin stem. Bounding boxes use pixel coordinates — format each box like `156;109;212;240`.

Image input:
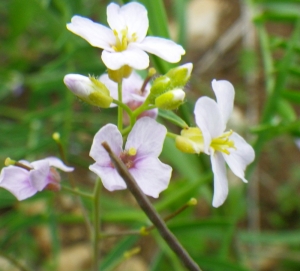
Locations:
167;132;178;139
61;185;93;199
92;178;102;271
117;80;123;131
102;142;202;271
0;252;32;271
112;99;132;117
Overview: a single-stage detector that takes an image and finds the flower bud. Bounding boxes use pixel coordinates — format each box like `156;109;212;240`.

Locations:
166;63;193;88
147;75;171;104
155;89;185;110
175;127;204;154
64;74;113;108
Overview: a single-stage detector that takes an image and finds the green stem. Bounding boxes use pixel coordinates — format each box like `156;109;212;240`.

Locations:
113;99;132;117
167;132;178;139
102;142;202;271
61;185;93;199
92;179;102;271
117;81;123;131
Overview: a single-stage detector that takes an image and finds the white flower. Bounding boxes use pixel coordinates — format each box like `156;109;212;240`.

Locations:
67;2;185;70
194;80;255;207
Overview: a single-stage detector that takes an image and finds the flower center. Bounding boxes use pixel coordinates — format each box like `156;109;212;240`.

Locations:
119;147;137;169
112;28;138;52
210;130;235;155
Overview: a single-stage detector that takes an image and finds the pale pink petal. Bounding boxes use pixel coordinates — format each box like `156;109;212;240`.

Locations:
89;164;126;191
223;132;255;183
135;36;185;63
210;151;228;208
194;97;225;153
30;160;50;191
211;79;235;125
67;16;114;50
125;117;166;158
101;46;149;70
0;167;37;200
44;157;74;172
130;157;172;198
90;124;123;165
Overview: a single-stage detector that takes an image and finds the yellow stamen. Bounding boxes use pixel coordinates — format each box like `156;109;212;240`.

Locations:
128;147;137;156
211;130;236;155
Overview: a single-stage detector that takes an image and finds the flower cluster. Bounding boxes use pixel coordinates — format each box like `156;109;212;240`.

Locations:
0;1;255;209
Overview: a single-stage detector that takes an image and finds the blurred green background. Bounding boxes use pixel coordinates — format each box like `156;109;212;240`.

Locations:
2;0;300;270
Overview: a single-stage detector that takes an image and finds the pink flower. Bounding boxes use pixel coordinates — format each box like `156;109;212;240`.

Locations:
89;117;172;197
0;157;74;200
99;71;158;121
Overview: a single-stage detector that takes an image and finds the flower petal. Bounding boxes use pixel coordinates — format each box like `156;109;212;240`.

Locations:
130;157;172;198
89;163;126;191
67;16;114;50
107;2;148;42
210;151;228;208
223;132;255;183
0;167;37;201
101;46;149;70
90;124;123;165
135;36;185;63
194;97;225;153
211;79;235;125
30;160;51;191
126;117;166;158
44;157;74;172
64;74;92;98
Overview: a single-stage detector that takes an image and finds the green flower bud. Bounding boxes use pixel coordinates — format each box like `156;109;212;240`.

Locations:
155;89;185;110
175;127;204;153
64;74;113;108
166;63;193;88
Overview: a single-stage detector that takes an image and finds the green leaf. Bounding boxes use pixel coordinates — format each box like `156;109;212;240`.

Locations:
158;109;188;129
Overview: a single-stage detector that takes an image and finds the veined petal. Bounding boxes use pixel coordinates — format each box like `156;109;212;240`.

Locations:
44;157;74;172
135;36;185;63
210;151;228;208
89;163;126;191
67;16;114;50
107;2;148;42
130;157;172;198
90;124;123;165
126;117;166;158
102;46;149;70
30;160;50;191
211;79;235;125
223;132;255;183
0;167;37;201
194;97;225;153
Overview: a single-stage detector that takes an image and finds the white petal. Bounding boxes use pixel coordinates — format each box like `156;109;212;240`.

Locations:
210;151;228;208
194;97;225;153
30;160;51;191
122;71;147;103
89;163;126;191
107;2;148;42
135;36;185;63
126;117;166;158
0;167;37;200
101;46;149;70
89;124;123;165
211;79;235;125
130;157;172;198
44;157;74;172
67;16;114;50
64;74;92;98
223;132;255;183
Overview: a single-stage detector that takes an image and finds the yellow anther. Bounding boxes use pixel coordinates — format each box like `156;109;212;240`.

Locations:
187;198;197;206
211;130;235;155
5;157;15;166
52;132;60;141
128;147;137;156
